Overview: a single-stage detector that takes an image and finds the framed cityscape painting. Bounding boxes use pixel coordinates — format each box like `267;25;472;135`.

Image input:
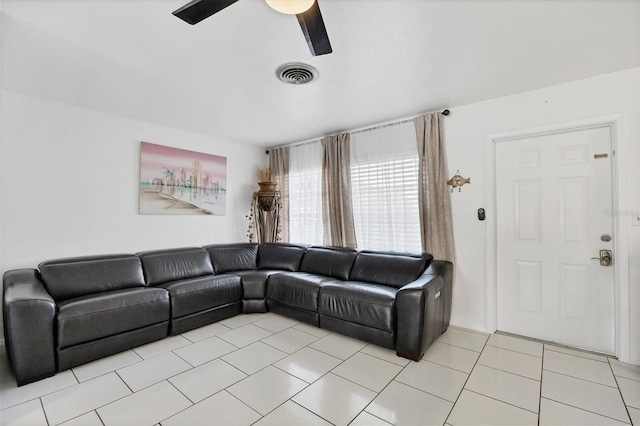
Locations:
139;142;227;215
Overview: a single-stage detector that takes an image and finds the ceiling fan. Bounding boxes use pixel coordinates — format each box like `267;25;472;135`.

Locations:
172;0;332;56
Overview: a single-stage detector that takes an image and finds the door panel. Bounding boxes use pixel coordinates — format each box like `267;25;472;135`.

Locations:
515;260;541;315
496;126;614;354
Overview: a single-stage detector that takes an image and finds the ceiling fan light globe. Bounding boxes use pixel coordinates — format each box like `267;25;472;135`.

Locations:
265;0;315;15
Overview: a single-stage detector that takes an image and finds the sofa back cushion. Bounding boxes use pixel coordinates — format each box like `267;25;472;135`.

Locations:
204;243;258;273
350;251;433;288
299;246;358;280
39;254;145;301
258;243;308;271
137;247;214;285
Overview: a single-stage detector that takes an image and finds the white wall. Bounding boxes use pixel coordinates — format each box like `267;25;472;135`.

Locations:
445;67;640;364
0;0;4;302
0;91;266;272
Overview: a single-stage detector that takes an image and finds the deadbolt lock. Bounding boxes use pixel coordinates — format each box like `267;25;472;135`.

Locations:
591;249;613;267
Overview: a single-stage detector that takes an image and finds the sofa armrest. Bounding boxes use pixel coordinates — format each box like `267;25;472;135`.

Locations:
394;260;453;360
3;269;57;386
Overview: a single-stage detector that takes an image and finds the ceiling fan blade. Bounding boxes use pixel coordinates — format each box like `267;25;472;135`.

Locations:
173;0;239;25
296;1;332;56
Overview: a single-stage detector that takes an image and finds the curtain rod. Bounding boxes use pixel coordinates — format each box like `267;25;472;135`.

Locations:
266;109;450;155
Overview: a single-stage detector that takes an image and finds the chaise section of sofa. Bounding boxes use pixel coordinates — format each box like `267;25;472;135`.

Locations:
2;254;172;385
41;254;171;372
313;248;439;357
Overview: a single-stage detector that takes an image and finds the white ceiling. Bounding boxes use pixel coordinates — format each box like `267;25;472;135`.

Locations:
2;0;639;148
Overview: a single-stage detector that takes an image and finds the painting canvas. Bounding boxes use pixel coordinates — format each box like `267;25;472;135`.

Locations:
139;142;227;215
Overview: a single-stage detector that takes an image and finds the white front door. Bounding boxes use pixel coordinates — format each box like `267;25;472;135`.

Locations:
496;125;615;354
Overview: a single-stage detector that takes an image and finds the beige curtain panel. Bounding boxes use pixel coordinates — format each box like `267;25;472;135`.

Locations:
269;146;290;242
321;133;357;248
414;112;455;262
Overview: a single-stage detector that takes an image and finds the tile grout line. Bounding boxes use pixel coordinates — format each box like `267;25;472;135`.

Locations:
217;388;263;422
347;409;388;426
475;360;541;382
166;377;196;405
544;345;610;363
472;357;542;381
420;358;474;375
60;373;140;425
258;335;320;354
38;397;51;426
608;359;640;384
542;367;621;389
443;332;491;425
263;340;322;382
155;379;200;424
392;341;487;403
290;399;337;426
436;340;487;353
485;342;543;359
174;334;242;365
387;369;459;405
540;395;633;425
356;348;418;424
538;345;543;426
607;357;635;424
95;409;106;426
10;373;131;425
332;352;402;383
464;388;540;415
56;409;103;426
214;356;253;387
302;348;374;424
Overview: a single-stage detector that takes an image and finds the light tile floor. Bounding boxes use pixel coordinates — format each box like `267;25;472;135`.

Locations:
1;312;638;425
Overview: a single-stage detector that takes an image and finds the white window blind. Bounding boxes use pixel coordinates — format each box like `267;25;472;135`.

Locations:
350;121;421;253
288;141;324;245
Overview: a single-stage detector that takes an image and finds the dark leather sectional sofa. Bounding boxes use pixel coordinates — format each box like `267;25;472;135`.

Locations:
3;243;453;386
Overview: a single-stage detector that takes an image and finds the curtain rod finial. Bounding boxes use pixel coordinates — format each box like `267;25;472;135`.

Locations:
266;150;270;155
442;109;450;116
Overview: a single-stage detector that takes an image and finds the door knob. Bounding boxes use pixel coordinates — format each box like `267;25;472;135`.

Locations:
591;249;613;267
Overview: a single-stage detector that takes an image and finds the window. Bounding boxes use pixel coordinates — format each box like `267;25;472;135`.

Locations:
288;141;324;245
350;121;421;252
286;121;421;253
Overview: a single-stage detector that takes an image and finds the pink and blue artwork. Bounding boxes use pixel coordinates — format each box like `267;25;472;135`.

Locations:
139;142;227;215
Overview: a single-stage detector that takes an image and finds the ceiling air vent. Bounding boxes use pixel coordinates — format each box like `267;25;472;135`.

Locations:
276;63;318;85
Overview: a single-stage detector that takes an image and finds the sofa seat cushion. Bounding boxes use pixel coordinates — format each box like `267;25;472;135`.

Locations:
318;282;398;332
158;274;242;318
57;287;170;349
233;270;281;299
267;272;333;311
